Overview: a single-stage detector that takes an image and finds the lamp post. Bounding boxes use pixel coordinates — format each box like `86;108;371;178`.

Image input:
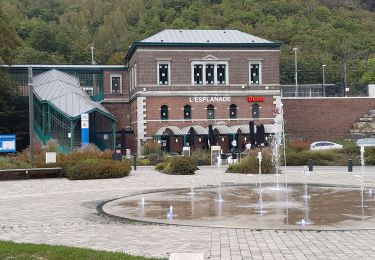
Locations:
293;48;298;97
28;67;35;161
322;64;326;97
90;45;95;65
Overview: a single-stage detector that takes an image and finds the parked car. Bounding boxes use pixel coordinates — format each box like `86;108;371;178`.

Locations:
309;141;343;151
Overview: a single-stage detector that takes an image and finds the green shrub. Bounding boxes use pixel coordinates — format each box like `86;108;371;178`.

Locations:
0;158;32;169
142;142;161;156
287;140;309;151
65;159;131;180
145;153;162;165
46;139;58;152
227;151;273;174
167;157;197;175
137;158;151;166
155;162;167;171
155;156;198;175
365;147;375;165
191;149;211;165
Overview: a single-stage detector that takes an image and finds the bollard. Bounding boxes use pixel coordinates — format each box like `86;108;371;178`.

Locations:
308;159;313;172
133;154;137;171
348;159;353;172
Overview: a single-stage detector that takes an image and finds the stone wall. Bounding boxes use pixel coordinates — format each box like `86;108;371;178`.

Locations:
283;98;375;141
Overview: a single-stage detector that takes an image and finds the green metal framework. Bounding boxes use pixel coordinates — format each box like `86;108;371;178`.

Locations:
33;94;116;152
9;68;104;101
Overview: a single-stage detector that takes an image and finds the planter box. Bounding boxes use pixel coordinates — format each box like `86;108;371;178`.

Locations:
0;167;63;180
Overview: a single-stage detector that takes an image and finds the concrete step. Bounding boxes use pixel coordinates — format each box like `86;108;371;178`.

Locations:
359;117;373;122
169;253;205;260
368;110;375;114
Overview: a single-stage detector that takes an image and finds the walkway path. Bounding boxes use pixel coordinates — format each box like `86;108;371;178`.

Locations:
1;166;375;259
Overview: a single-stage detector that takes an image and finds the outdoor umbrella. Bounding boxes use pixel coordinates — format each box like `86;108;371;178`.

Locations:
208;124;215;148
249;121;256;148
256;124;266;146
255;124;261;147
120;128;126;154
189;127;195;149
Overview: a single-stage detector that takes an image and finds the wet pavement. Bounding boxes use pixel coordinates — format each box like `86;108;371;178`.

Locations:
104;185;375;230
1;166;375;259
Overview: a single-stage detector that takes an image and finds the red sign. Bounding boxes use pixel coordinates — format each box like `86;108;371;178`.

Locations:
247;96;265;102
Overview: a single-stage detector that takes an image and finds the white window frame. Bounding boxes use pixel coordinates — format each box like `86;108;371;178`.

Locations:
157;61;171;86
191;61;229;86
249;61;262;85
110;74;122;93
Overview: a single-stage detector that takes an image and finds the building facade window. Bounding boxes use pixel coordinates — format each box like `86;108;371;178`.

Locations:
110;74;122;93
229;104;237;119
161;105;168;120
249;61;261;84
207;104;215;119
192;62;228;85
184;105;192;119
205;64;214;85
193;64;203;85
217;64;226;84
157;61;170;85
252;103;260;119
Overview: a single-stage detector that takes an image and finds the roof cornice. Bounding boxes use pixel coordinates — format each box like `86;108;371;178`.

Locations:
124;41;283;63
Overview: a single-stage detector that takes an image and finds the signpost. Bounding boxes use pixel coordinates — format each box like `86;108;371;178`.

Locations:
0;135;16;153
81;113;89;147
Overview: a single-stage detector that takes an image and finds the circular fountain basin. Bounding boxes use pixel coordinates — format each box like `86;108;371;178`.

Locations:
102;184;375;230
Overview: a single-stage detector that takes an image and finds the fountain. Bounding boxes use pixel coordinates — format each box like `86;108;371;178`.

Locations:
255;151;266;214
139;197;145;207
188;179;195;195
302;166;311;200
217;154;224;203
101;105;375;230
297;167;312;226
167;206;174;220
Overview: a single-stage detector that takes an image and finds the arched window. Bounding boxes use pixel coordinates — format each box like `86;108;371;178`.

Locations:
229;104;237;119
207;104;214;119
184;105;192;119
252;103;259;119
161;105;168;120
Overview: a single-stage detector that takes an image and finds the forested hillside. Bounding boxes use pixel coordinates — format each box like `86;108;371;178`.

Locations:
1;0;375;89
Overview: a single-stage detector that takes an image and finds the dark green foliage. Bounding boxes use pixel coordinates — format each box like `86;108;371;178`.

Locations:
227;151;273;174
65;159;131;180
156;156;198;175
0;0;372;93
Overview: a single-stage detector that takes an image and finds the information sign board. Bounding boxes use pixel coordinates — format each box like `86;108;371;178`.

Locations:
0;135;16;153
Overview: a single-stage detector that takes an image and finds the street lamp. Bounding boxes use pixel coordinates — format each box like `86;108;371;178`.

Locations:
90;45;96;65
322;64;326;97
28;67;35;161
293;48;298;97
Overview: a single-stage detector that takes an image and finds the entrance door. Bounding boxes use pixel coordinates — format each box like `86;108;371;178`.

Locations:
160;136;170;153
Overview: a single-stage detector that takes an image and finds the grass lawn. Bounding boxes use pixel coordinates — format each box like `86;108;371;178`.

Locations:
0;240;164;260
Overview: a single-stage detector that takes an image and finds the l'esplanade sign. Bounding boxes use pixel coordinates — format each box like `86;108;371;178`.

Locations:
189;96;231;103
188;96;265;103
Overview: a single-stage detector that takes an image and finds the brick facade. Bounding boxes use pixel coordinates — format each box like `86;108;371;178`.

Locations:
130;47;280;86
283;98;375;141
103;70;129;96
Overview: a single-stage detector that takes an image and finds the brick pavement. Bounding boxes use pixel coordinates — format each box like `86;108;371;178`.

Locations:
1;166;375;259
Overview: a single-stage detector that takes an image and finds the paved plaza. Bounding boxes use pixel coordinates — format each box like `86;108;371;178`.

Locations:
1;166;375;259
